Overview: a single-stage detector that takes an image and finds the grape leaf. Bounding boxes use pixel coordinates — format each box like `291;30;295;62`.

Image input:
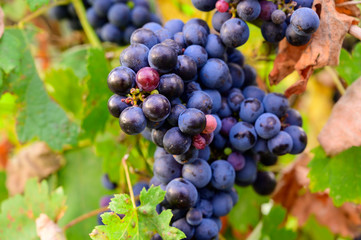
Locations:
57;147;110;240
45;68;83;119
81;48;110;140
1;29;79;150
26;0;49;11
58;46;89;79
228;186;268;233
0;178;66;240
0;29;22;74
336;43;361;85
308;146;361;206
90;186;186;240
247;205;297;240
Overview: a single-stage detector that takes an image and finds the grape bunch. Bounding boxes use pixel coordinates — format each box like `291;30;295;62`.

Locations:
106;18;307;239
192;0;320;46
49;0;91;30
86;0;161;45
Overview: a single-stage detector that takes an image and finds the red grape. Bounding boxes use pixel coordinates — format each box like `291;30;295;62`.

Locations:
216;0;229;13
203;114;218;134
136;67;160;92
192;134;206;150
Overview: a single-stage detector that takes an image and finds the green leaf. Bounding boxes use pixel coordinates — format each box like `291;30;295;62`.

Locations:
308;146;361;206
26;0;49;11
0;29;79;150
0;31;22;74
0;179;66;240
57;147;110;240
90;186;186;240
228;186;269;233
298;216;333;240
45;68;83;118
247;205;296;240
81;48;110;140
58;46;89;79
336;43;361;85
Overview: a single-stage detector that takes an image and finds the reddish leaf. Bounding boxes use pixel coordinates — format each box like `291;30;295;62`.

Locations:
269;0;359;97
273;153;361;237
318;77;361;156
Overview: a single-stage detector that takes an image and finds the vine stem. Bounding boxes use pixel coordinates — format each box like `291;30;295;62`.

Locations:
63;206;109;230
325;66;346;95
121;151;137;209
17;0;70;28
71;0;102;48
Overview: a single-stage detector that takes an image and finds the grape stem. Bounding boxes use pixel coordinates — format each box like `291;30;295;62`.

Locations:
325;66;346;95
63;206;109;231
71;0;102;48
17;0;70;28
121;150;137;209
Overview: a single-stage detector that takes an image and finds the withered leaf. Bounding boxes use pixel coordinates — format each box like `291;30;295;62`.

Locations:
36;214;66;240
318;77;361;156
273;153;361;237
6;142;64;195
269;0;359;97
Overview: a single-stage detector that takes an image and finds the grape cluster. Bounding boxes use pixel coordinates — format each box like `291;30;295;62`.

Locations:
192;0;320;46
86;0;161;45
49;0;91;30
106;18;307;239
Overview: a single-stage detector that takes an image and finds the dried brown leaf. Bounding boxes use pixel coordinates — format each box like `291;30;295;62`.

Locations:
318;77;361;156
36;214;66;240
273;153;361;237
269;0;359;97
6;142;64;195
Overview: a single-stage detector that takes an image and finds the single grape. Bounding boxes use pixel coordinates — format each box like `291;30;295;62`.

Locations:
203;90;222;114
161;39;183;55
220;117;237;136
166;178;198;209
155;28;172;42
184;45;208;68
211;160;236;190
236;0;261;21
239;98;265;123
285;25;312;46
151;126;168;147
153;155;182;184
136;67;159;92
143;22;163;32
142;94;171;122
192;134;207;150
267;131;293;155
167;104;186;126
212;11;232;33
205;34;226;58
101;174;117;190
212;192;233;217
179;108;206;135
174;55;198;81
217;97;232;118
86;8;107;28
195;218;219;240
235;155;257;186
163;127;192;155
261;22;286;43
120;43;149;72
242;86;265;101
131;6;150;27
107;94;130;118
229;122;257;151
100;23;123;44
259;0;277;21
198;145;211;161
186;208;203;226
243;64;257;87
123;26;137;44
119;106;147;135
227;89;245;112
107;3;130;28
252;171;277;195
203;115;218;134
262;93;289;118
130;28;158;49
182;159;212;188
172;218;195;239
186;91;213;114
284;126;307;154
164;19;185;36
183;23;208;47
229;63;245;89
200;58;230;89
158;74;184;100
192;0;218;11
271;9;286;24
220;18;250;48
216;0;229;12
93;0;113;17
148;44;178;73
174;146;199;164
284;108;303;127
254;113;281;139
290;8;320;35
227;152;246;171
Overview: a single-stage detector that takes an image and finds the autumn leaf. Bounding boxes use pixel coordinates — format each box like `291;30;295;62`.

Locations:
269;0;359;97
318;77;361;156
273;153;361;237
